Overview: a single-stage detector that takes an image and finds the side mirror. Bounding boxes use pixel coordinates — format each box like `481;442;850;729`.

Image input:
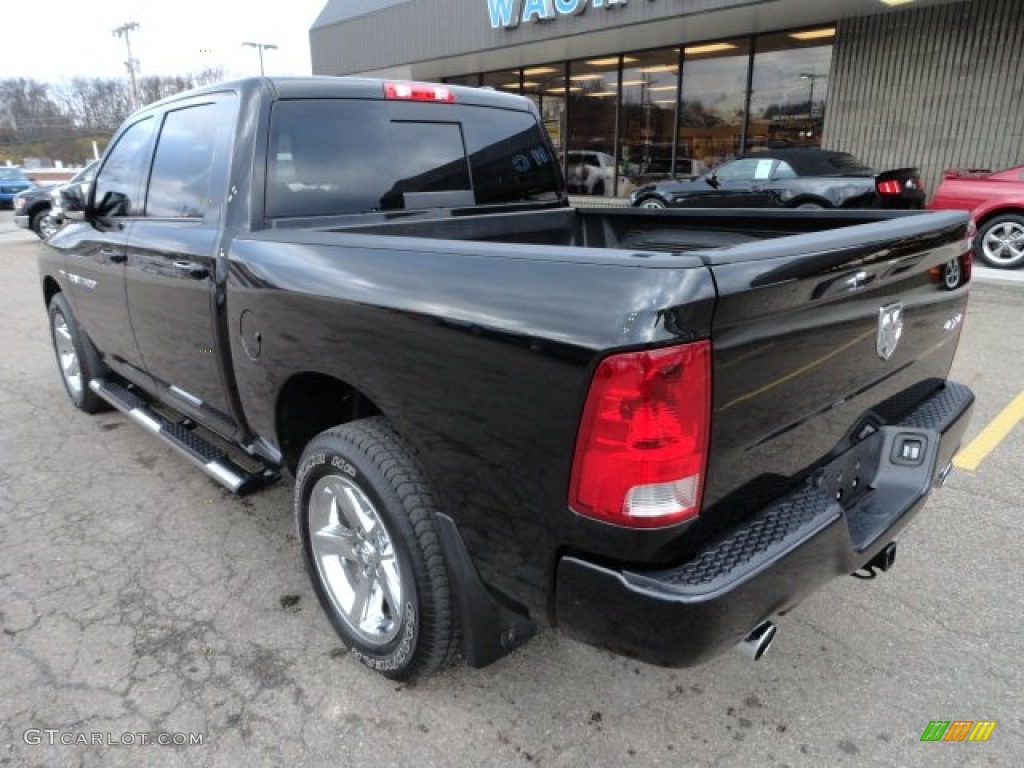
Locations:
58;183;88;221
704;173;720;189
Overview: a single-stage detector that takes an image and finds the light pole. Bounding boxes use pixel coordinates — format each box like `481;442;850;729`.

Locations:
799;73;827;118
243;42;278;76
113;22;141;109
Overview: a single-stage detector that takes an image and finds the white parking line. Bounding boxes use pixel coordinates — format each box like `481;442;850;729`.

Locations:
972;266;1024;285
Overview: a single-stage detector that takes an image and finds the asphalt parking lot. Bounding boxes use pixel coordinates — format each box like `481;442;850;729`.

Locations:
1;209;1021;767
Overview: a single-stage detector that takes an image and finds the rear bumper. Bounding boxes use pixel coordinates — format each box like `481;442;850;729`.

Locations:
555;381;974;667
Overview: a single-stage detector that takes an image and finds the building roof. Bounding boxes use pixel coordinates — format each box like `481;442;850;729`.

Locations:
312;0;410;30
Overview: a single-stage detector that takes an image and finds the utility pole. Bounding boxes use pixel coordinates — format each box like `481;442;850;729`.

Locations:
799;73;827;118
242;42;278;76
113;22;141;109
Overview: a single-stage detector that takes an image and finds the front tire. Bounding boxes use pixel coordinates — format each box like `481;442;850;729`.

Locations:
30;207;52;239
975;213;1024;269
295;418;458;680
47;293;108;413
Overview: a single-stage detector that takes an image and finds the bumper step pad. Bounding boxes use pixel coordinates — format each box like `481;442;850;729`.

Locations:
89;378;279;495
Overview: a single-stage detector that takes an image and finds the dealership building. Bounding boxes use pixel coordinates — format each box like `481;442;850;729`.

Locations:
310;0;1023;196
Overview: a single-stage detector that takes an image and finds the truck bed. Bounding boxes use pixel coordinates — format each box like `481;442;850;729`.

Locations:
308;205;966;262
235;206;970;573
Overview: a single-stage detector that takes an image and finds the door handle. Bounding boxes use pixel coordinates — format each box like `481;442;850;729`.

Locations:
100;248;126;263
173;260;210;280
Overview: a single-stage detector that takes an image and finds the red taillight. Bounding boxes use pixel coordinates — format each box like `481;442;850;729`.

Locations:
960;249;972;283
383;82;455;103
569;341;711;529
877;179;902;195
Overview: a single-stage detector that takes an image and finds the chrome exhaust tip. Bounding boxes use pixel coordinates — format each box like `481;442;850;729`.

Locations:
738;620;777;662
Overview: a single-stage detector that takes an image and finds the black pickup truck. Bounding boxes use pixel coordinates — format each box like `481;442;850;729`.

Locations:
39;77;974;681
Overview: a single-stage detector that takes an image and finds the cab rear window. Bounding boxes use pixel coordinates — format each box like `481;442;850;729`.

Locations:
266;100;560;218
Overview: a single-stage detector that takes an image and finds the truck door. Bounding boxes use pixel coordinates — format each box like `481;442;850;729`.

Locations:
64;116;157;381
124;95;240;437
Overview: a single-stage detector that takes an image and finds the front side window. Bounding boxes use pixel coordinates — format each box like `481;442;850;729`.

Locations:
93;117;156;217
146;104;221;218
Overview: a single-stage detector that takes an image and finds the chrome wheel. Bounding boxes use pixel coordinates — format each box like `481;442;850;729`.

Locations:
943;259;962;290
981;220;1024;268
52;311;82;397
308;475;403;646
640;198;666;209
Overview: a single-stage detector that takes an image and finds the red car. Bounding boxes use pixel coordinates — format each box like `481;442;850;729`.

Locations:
929;165;1024;269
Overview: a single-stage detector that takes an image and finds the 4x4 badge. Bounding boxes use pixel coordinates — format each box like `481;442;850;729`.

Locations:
877;302;904;361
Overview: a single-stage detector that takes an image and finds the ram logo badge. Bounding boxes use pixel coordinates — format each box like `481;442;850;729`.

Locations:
877;302;904;360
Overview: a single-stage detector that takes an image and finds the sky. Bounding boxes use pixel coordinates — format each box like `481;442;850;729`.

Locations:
1;0;329;83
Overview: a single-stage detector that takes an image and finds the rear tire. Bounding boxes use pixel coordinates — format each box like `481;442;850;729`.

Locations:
47;293;109;413
795;202;825;210
295;417;458;681
943;259;963;290
975;213;1024;269
638;197;666;209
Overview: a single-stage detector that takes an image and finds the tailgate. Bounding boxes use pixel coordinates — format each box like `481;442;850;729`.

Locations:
699;211;969;532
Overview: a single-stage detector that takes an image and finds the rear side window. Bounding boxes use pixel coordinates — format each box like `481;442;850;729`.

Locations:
266;100;560;218
146;103;220;218
774;161;797;180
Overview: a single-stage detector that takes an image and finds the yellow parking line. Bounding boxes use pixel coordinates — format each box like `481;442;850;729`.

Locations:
954;391;1024;471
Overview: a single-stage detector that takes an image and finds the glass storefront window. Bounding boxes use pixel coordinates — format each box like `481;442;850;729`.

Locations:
677;38;751;174
747;28;835;150
522;64;568;158
619;48;679;194
566;56;620;196
444;74;482;87
482;69;523;95
447;25;836;195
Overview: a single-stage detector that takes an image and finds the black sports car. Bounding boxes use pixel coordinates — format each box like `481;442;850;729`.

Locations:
630;148;926;210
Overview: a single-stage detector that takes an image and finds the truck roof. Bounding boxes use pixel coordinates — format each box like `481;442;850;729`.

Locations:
133;76;535;117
